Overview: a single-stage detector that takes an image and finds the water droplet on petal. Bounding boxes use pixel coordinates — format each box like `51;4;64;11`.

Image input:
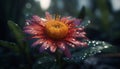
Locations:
63;46;65;49
71;45;75;47
45;47;47;50
72;38;75;41
26;22;30;25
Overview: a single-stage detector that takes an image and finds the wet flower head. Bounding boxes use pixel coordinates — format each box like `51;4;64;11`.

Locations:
24;12;88;58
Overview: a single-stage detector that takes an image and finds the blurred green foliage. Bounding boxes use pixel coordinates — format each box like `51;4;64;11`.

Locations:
0;0;120;69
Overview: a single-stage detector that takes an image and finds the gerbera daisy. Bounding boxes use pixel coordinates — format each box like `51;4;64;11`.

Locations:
24;12;87;58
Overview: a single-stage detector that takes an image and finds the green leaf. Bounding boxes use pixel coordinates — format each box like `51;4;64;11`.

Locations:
63;40;119;63
0;40;19;52
8;20;25;47
8;20;30;60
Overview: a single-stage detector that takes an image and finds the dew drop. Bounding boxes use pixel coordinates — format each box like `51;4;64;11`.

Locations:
45;47;48;50
26;22;30;25
39;41;42;43
104;46;108;48
54;59;56;62
93;44;96;46
88;20;91;24
84;53;87;55
92;41;95;43
15;24;18;26
98;50;101;53
95;42;99;45
38;61;42;64
81;57;84;60
72;38;75;41
102;41;105;44
71;45;75;47
76;32;79;34
83;55;86;58
26;3;32;9
62;46;65;49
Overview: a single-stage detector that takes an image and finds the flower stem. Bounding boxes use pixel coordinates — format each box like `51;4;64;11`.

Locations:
55;50;63;69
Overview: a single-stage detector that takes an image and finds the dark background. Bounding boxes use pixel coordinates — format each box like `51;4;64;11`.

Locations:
0;0;120;69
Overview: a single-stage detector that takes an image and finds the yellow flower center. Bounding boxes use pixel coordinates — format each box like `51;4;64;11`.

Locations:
45;20;68;40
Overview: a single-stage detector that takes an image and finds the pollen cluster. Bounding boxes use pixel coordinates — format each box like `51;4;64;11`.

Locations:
45;20;68;40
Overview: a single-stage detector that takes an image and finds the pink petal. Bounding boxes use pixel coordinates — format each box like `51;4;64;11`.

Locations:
39;41;50;52
24;29;43;35
31;15;46;27
50;45;57;52
24;29;39;35
66;19;75;24
61;17;68;23
24;23;43;30
72;41;82;46
72;41;87;46
57;42;66;51
77;28;84;31
74;19;82;26
66;38;85;46
31;35;44;39
32;15;41;22
64;47;72;58
66;42;75;47
74;32;87;38
32;39;45;47
78;42;87;47
45;12;52;20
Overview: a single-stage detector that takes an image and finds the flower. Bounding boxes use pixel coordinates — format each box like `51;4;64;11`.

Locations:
24;12;88;58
